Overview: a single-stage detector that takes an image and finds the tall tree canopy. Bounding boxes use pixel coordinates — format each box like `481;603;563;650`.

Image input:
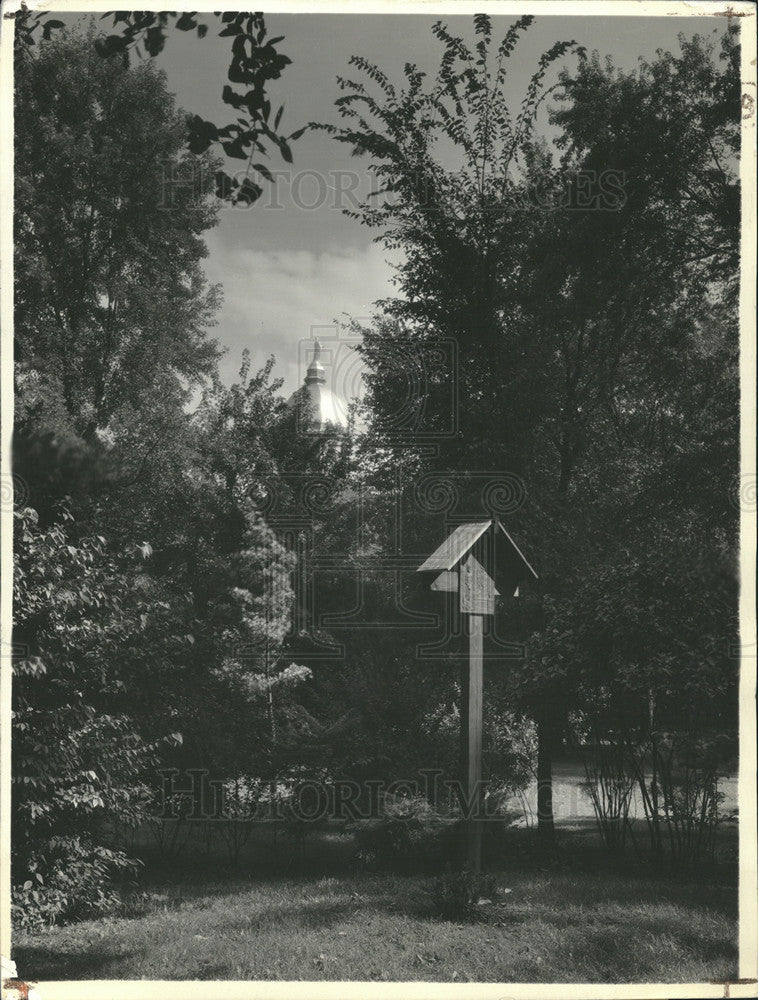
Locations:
15;10;298;206
15;27;221;445
319;15;741;838
11;29;311;925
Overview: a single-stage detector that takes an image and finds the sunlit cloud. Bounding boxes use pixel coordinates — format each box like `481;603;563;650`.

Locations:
203;233;399;395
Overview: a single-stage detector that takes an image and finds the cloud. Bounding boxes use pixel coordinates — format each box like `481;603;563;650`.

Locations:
202;234;399;395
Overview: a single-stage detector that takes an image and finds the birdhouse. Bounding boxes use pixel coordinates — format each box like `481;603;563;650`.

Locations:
416;518;537;616
417;518;537;872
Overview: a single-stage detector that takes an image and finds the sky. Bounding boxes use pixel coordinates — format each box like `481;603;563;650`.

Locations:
66;9;727;396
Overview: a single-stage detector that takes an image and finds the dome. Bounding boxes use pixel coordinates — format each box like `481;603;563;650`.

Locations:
287;339;349;433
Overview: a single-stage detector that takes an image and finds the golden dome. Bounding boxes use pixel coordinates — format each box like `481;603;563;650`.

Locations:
288;339;349;433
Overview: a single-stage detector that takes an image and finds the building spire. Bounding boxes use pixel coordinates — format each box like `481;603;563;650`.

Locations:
305;338;325;384
287;336;348;432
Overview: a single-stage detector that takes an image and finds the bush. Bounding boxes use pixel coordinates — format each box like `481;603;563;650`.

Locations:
353;795;461;873
581;741;636;853
11;836;140;933
636;729;735;866
433;868;500;922
11;881;69;933
578;728;736;865
217;776;264;867
12;505;162;930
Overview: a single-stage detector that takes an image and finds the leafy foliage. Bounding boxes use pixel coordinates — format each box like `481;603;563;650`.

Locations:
354;796;461;874
11;14;742;930
14;27;221;444
551;26;740;299
12;505;168;926
11;30;311;928
11;838;140;933
322;16;740;841
14;10;299;205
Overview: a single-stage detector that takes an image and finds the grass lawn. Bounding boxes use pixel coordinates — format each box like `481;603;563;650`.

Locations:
13;826;738;983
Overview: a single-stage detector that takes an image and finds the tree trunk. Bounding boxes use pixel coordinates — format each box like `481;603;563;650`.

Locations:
537;715;555;842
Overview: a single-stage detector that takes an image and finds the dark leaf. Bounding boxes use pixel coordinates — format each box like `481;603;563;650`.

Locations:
236;178;263;206
253;162;274;183
41;19;65;41
222;137;249;159
143;26;165;57
222;85;245;109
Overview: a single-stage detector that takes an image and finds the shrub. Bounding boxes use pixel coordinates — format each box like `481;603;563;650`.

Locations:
11;836;140;932
353;795;461;873
578;727;736;865
635;729;735;865
12;505;163;929
217;776;264;867
433;867;500;922
581;741;636;853
11;881;68;933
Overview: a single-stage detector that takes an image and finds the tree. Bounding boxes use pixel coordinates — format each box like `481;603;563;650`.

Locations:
321;16;740;840
14;27;221;447
551;25;739;299
512;25;740;842
319;15;578;474
319;15;580;836
11;503;180;928
14;10;300;206
11;30;309;924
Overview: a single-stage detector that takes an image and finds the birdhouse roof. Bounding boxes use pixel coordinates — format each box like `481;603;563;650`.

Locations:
416;518;538;580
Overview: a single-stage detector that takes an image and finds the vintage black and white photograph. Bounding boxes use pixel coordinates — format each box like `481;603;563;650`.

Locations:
1;1;756;994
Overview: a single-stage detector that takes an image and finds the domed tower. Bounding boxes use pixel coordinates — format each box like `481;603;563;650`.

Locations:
288;339;348;433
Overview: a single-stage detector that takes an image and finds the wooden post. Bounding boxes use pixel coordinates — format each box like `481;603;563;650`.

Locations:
418;521;537;874
459;550;492;874
459;657;469;789
466;613;483;872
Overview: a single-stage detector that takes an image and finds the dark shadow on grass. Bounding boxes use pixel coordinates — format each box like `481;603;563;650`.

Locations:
210;878;436;934
491;904;738;982
506;869;737;917
12;944;137;981
555;923;738;983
